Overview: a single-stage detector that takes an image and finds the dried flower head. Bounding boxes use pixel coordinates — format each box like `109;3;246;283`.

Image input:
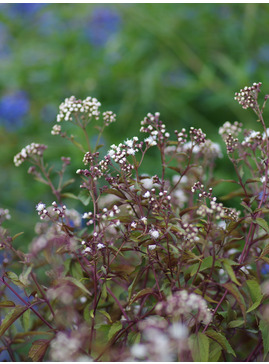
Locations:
234;82;262;110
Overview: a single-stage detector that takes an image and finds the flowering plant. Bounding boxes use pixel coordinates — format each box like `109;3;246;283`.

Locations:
1;83;269;361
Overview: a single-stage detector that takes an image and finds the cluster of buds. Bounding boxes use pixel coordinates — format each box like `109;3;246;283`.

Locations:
14;143;47;167
82;151;99;166
102;111;116;126
189;127;206;145
156;290;212;325
174;128;187;145
140;112;170;146
51;124;61;135
56;95;101;123
143;188;172;214
51;201;67;218
225;133;239;154
234;82;262;110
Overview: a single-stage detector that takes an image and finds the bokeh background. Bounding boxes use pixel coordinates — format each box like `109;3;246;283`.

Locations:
1;2;269;245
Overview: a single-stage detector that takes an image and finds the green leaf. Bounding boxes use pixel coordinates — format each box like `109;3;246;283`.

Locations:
259;244;269;259
189;332;209;362
259;320;269;360
256;218;269;234
128;331;141;345
0;305;28;336
108;321;122;341
99;310;112;323
5;271;25;288
22;308;31;332
205;330;236;356
70;261;84;280
78;190;91;206
223;282;246;320
129;288;154;305
28;339;50;362
0;300;15;308
227;319;245;328
19;265;32;286
246;279;263;313
189;256;221;277
208;340;222;362
64;277;92;297
83;303;92;322
222;259;241;286
60;192;79;200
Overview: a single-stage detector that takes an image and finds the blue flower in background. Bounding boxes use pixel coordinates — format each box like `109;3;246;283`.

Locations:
2;3;46;17
86;7;121;47
0;91;30;130
261;264;269;275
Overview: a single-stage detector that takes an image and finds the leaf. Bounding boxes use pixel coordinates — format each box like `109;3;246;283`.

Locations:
22;308;31;332
60;192;79;200
208;340;222;362
78;190;91;206
0;300;15;308
256;218;269;234
129;288;154;305
259;244;269;259
246;279;263;313
28;339;50;361
64;277;92;296
104;188;126;199
259;320;269;360
223;282;246;320
222;259;241;286
70;261;84;280
12;232;24;241
190;256;221;276
108;321;122;341
227;319;245;328
128;267;143;300
99;310;112;323
189;332;209;361
205;330;236;356
5;271;25;288
0;306;27;336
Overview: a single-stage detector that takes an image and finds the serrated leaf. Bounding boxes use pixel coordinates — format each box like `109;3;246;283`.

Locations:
0;300;15;308
0;306;27;336
28;339;50;361
223;282;246;320
108;321;122;341
189;332;209;361
64;277;92;296
129;288;154;305
246;279;263;313
222;260;241;286
256;218;269;234
227;319;245;328
259;320;269;359
205;330;236;356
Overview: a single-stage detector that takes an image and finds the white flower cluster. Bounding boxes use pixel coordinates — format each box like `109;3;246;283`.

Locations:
0;208;11;223
36;202;48;219
49;331;82;361
218;121;242;140
51;124;61;135
197;198;239;221
242;130;262;147
140;112;170;146
14;143;47;167
56;95;101;123
156;290;212;325
130;316;188;362
103;110;116;125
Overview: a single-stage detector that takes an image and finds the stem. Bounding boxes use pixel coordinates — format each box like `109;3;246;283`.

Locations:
1;276;54;330
30;272;55;318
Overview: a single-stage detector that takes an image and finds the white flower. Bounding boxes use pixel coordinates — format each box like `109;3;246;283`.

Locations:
36;202;46;212
143;191;150;198
127;148;136;155
168;322;188;340
148;244;157;250
97;243;105;250
149;229;159;240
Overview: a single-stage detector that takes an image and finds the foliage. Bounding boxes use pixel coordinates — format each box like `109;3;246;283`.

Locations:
1;83;269;361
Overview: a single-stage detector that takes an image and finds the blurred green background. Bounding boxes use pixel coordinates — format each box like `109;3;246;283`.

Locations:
1;3;269;245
